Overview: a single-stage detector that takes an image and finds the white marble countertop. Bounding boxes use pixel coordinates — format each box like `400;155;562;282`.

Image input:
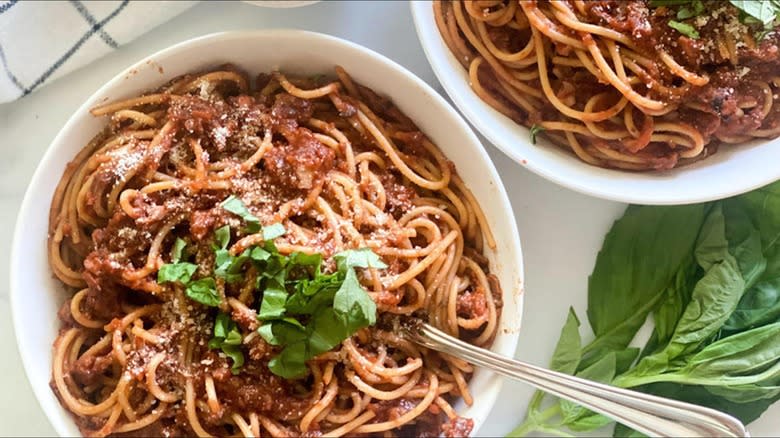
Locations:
0;1;776;436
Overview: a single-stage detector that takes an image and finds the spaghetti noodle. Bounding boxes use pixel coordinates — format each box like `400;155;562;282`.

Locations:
434;0;780;170
48;66;500;437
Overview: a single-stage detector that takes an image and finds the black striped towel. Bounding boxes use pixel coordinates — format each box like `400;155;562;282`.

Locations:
0;0;195;103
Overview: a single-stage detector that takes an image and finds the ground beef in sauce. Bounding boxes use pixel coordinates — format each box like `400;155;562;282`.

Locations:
212;368;310;420
75;275;123;321
456;289;488;320
70;353;114;387
378;171;417;218
264;128;335;190
271;93;314;124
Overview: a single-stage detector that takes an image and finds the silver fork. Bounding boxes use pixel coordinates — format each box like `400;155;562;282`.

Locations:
401;321;748;437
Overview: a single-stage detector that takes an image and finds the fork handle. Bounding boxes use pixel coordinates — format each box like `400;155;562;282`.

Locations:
414;324;748;437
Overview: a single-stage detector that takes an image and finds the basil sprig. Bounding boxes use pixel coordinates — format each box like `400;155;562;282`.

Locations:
512;180;780;436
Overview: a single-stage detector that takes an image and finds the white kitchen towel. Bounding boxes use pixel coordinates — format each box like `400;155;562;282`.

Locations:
0;0;196;103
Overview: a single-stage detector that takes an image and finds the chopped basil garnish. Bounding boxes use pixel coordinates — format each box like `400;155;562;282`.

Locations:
158;238;197;284
171;238;187;263
256;248;386;379
208;312;244;374
262;223;286;240
221;195;261;233
155;206;380;379
668;20;700;39
157;262;197;284
530;124;545;145
185;277;220;307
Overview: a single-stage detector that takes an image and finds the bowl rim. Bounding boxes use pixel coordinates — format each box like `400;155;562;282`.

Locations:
409;1;780;205
10;28;524;437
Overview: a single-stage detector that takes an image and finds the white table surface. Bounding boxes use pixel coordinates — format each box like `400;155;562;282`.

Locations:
0;1;775;436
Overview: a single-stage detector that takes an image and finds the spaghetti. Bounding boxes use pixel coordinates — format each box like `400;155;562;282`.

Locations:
48;66;500;437
434;0;780;170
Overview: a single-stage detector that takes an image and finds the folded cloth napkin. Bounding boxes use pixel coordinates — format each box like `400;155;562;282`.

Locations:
0;0;196;103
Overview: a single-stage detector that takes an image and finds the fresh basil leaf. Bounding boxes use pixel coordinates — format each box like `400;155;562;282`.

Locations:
185;277;220;307
257;324;277;345
676;7;694;19
288;252;322;266
299;271;341;296
207;338;222;350
727;182;780;277
269;341;308;379
214;225;231;250
215;249;252;283
221;195;261;233
263;223;286;240
668;20;700;38
561;352;616;426
281;316;306;330
681;322;780;382
676;0;703;19
214;248;233;276
653;259;698;346
586;204;708;353
333;268;377;328
613;422;646;438
550;308;582;374
730;0;778;25
157;262;197;284
222;344;244;375
258;279;288;320
258;319;307;346
209;312;244;374
628;381;780;426
724;277;780;332
564;411;613;432
224;329;242;346
614;206;769;386
625;254;744;380
304;273;342;297
662;207;746;354
288;252;323;278
707;382;780;404
261;254;289;285
615;348;641;375
172;238;187;263
529;124;545;145
214;312;232;339
334;248;387;272
250;246;271;262
722;205;766;288
308;307;351;356
286;278;340;314
615;378;780;437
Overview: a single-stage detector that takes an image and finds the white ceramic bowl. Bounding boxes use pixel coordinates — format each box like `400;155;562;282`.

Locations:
10;30;523;436
411;1;780;205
